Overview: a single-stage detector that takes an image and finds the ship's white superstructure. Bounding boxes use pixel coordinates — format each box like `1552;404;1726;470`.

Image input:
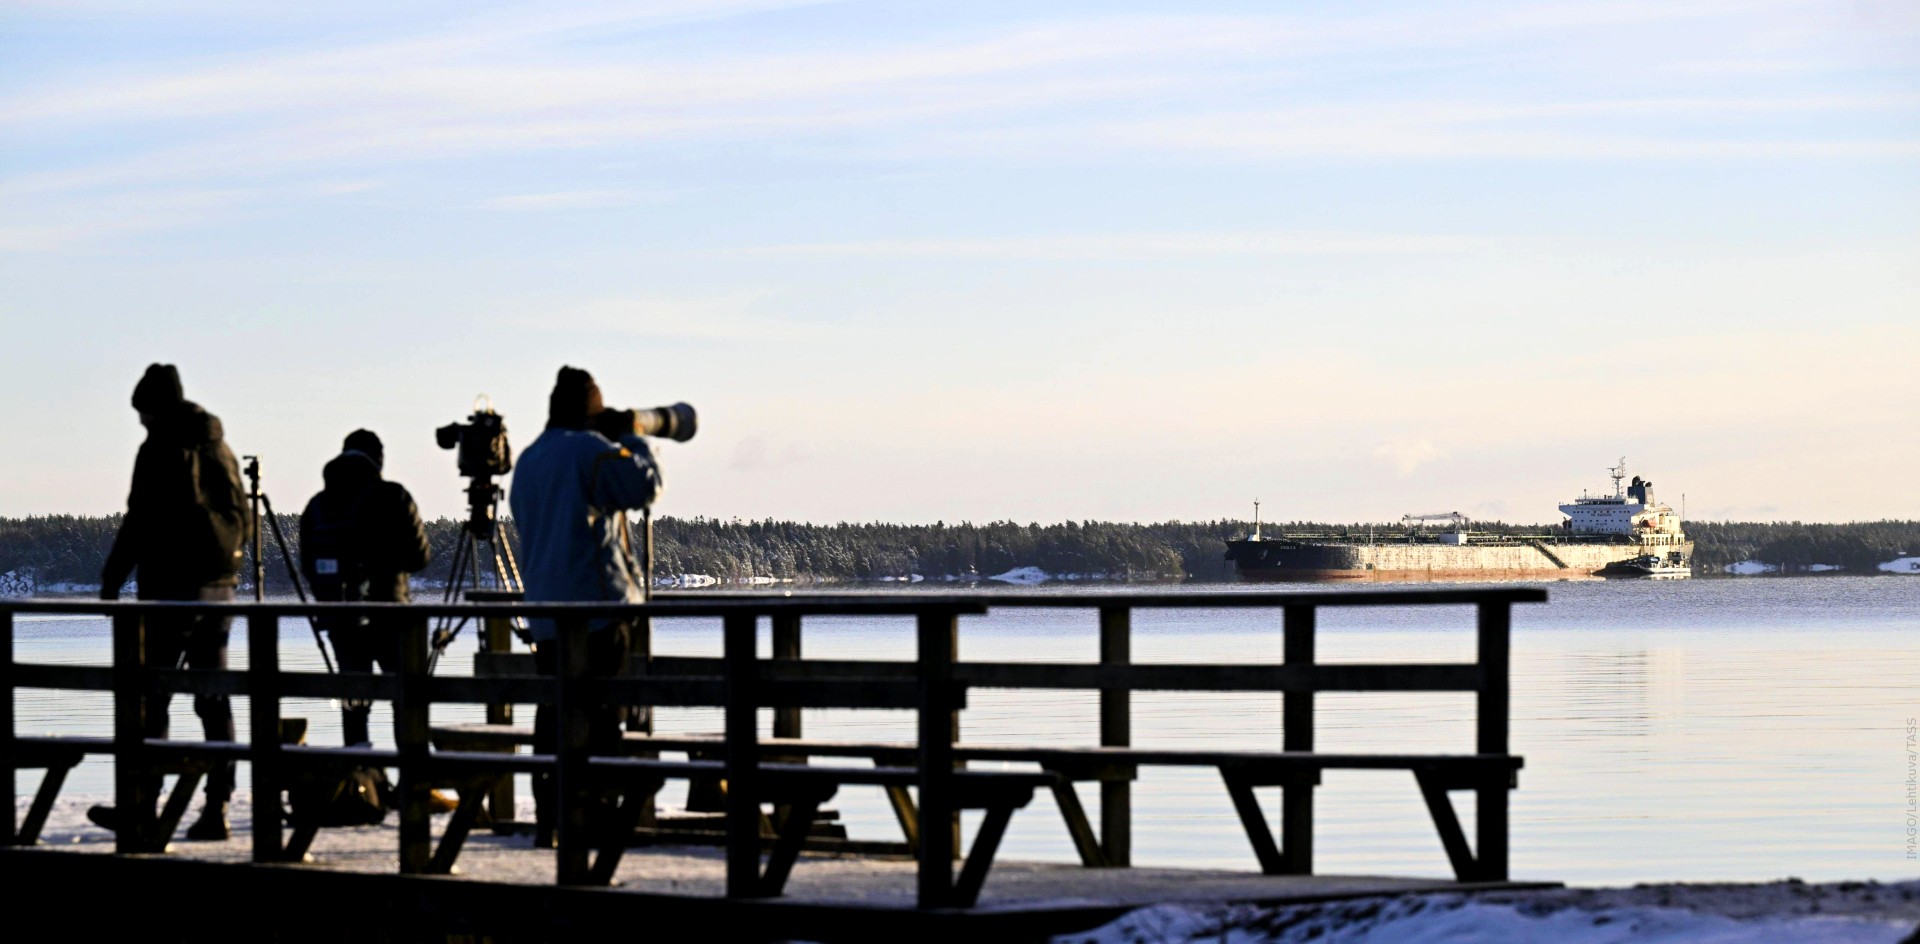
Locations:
1558;459;1687;552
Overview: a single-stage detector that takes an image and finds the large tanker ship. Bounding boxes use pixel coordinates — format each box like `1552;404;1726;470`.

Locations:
1225;460;1691;582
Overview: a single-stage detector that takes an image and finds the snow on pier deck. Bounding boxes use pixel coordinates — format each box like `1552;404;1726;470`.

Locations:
11;795;1553;941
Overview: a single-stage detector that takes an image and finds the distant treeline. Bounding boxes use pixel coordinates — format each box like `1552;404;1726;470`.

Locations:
2;515;1918;593
1683;520;1920;573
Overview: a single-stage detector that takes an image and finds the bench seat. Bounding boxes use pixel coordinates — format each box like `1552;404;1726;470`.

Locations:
429;722;1521;880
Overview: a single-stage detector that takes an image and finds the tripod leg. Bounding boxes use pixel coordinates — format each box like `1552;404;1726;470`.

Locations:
467;531;484;597
432;533;477;664
495;537;518;590
259;491;334;673
495;523;528;641
441;533;471;605
497;523;525;591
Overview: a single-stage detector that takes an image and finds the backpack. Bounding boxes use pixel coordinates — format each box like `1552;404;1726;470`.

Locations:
289;766;394;828
304;490;369;602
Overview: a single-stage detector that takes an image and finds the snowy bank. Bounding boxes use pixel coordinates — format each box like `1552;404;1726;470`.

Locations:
1880;557;1920;575
989;566;1050;585
14;794;1919;942
1056;881;1920;944
1723;561;1778;576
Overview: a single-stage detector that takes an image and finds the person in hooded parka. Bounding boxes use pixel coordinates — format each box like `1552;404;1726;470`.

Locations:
299;429;432;747
93;363;252;842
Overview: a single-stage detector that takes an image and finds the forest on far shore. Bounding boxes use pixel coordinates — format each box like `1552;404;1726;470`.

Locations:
2;515;1917;594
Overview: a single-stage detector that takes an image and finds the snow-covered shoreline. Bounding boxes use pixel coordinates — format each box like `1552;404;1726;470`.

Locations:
1060;881;1920;943
18;793;1919;943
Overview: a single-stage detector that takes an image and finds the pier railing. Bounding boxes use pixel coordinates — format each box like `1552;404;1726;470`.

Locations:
1;587;1543;908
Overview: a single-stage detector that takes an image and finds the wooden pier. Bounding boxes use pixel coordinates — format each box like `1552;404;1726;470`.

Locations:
2;588;1548;941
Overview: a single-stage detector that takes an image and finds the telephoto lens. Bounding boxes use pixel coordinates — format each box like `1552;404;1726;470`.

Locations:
595;403;697;442
632;402;697;442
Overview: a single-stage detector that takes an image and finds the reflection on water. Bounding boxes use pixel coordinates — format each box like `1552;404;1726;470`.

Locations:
11;576;1920;884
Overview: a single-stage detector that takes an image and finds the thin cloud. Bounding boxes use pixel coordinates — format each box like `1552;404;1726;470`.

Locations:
1373;439;1445;478
0;15;1277;126
497;294;809;343
743;231;1483;260
478;189;666;211
0;187;252;252
2;1;1911;244
983;97;1920;163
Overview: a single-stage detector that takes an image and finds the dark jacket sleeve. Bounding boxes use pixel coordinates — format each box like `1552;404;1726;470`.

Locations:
298;494;318;586
389;484;431;575
101;509;140;591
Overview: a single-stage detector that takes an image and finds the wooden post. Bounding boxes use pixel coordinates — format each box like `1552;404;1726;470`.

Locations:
554;617;592;884
767;612;803;834
629;609;657;829
396;611;431;874
1;611;14;845
771;613;802;742
916;609;958;908
481;612;516;828
1476;601;1512;880
632;508;655;733
1280;604;1315;875
723;614;762;897
628;614;653;738
111;609;154;854
1097;606;1131;868
249;610;285;862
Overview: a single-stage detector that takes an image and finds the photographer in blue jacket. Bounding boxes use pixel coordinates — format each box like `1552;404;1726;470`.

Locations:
509;366;662;845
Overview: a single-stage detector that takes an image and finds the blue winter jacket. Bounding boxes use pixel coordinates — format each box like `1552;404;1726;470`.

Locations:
507;427;661;640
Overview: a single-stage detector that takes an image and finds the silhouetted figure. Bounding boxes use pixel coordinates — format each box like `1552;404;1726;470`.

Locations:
299;429;432;746
92;363;251;842
510;366;662;846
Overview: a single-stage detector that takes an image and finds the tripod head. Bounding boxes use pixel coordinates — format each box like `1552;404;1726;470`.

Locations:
463;477;503;541
434;473;529;662
242;455;262;497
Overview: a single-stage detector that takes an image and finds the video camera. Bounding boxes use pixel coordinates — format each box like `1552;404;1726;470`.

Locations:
436;396;512;479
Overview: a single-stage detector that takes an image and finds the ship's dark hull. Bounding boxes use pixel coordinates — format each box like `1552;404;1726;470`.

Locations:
1225;538;1688;583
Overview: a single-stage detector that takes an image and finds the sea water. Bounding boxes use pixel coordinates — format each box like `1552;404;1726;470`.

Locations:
11;576;1919;886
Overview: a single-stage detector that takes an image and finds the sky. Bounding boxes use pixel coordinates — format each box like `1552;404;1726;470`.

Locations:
1;0;1916;525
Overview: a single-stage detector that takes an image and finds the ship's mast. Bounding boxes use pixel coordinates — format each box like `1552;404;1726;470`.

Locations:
1253;499;1262;541
1609;457;1627;499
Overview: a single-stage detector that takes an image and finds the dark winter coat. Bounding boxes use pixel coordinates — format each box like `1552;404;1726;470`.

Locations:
102;401;251;595
298;451;431;603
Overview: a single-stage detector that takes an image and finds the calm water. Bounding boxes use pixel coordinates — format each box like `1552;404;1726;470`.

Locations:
11;577;1919;886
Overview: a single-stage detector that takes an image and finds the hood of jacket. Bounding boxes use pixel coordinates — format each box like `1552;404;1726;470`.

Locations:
322;450;381;494
148;401;224;448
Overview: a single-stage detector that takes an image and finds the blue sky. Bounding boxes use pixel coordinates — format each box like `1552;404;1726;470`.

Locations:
2;1;1916;524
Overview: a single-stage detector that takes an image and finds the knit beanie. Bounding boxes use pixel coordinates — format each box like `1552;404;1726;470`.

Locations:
131;364;184;413
547;366;603;429
343;429;384;471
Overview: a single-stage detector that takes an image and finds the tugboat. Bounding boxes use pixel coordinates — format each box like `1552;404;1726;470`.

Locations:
1225;459;1692;582
1609;554;1691;579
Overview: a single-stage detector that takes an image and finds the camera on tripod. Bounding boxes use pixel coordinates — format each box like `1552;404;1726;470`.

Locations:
436;396;512;478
